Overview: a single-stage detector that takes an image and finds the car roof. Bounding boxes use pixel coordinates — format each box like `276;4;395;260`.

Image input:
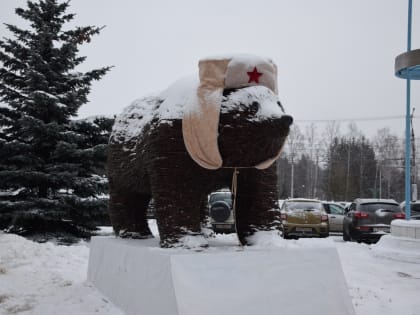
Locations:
354;198;398;205
323;201;345;207
400;200;420;206
210;189;230;194
285;198;321;203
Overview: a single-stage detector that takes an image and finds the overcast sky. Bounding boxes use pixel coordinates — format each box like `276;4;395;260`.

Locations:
1;0;419;139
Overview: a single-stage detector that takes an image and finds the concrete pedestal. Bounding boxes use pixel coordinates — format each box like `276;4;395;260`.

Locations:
87;237;355;315
372;220;420;263
391;219;420;239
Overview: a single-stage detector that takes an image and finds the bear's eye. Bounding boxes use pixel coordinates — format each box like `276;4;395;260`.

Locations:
277;101;285;112
250;102;259;114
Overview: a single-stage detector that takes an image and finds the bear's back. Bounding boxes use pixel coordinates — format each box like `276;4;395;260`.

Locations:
110;75;199;145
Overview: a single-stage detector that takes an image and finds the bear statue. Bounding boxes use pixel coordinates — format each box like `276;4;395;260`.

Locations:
107;55;293;248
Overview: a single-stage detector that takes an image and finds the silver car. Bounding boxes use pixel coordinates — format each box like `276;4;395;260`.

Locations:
322;202;345;232
400;200;420;220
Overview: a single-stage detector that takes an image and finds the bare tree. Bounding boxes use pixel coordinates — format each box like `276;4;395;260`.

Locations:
322;121;341;198
305;123;317;198
323;121;341;148
373;128;402;198
346;122;363;140
286;125;304;198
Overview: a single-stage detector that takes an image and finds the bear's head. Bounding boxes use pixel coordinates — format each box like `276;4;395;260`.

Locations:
183;55;293;170
218;86;292;168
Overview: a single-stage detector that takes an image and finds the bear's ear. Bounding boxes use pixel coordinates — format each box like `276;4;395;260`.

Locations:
182;58;230;170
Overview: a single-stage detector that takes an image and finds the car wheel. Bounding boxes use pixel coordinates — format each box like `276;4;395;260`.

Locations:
283;232;289;239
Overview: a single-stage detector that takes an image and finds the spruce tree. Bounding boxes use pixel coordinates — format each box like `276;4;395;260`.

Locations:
0;0;111;242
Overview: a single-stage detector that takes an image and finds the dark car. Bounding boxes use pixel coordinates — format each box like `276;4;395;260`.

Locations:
343;198;404;243
399;200;420;220
208;191;235;233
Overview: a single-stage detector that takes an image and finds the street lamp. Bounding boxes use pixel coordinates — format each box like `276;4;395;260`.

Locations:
394;0;420;220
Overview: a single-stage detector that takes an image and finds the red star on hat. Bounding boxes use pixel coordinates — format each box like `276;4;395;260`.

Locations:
247;67;263;83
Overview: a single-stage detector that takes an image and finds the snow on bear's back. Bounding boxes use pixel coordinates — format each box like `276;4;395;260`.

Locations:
109;74;286;144
110;76;198;143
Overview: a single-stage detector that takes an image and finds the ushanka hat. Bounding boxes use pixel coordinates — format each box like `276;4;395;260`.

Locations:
182;54;278;170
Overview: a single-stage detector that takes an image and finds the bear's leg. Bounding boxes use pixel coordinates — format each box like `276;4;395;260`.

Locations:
235;166;280;245
152;187;208;248
109;191;153;239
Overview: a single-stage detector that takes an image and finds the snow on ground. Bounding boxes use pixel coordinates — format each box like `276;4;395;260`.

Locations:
1;221;420;315
0;233;122;315
339;240;420;315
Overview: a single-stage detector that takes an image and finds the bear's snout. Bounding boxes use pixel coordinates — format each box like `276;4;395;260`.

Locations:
280;115;293;127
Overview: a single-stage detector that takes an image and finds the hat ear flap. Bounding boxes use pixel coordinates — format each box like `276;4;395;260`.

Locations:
182;59;230;169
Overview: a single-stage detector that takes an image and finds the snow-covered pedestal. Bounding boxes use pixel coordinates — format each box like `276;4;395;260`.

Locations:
87;237;355;315
391;219;420;239
372;220;420;263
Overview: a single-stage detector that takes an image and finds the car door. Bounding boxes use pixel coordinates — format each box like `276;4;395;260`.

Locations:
328;204;345;232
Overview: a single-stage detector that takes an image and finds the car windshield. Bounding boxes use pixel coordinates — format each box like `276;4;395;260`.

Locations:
412;204;420;213
327;203;344;215
209;193;232;206
360;203;399;212
286;202;323;211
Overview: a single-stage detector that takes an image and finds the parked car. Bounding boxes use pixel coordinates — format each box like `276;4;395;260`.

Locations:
280;198;329;239
146;199;156;219
278;199;285;209
338;201;351;211
343;198;404;243
322;202;345;232
208;190;235;233
399;200;420;220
